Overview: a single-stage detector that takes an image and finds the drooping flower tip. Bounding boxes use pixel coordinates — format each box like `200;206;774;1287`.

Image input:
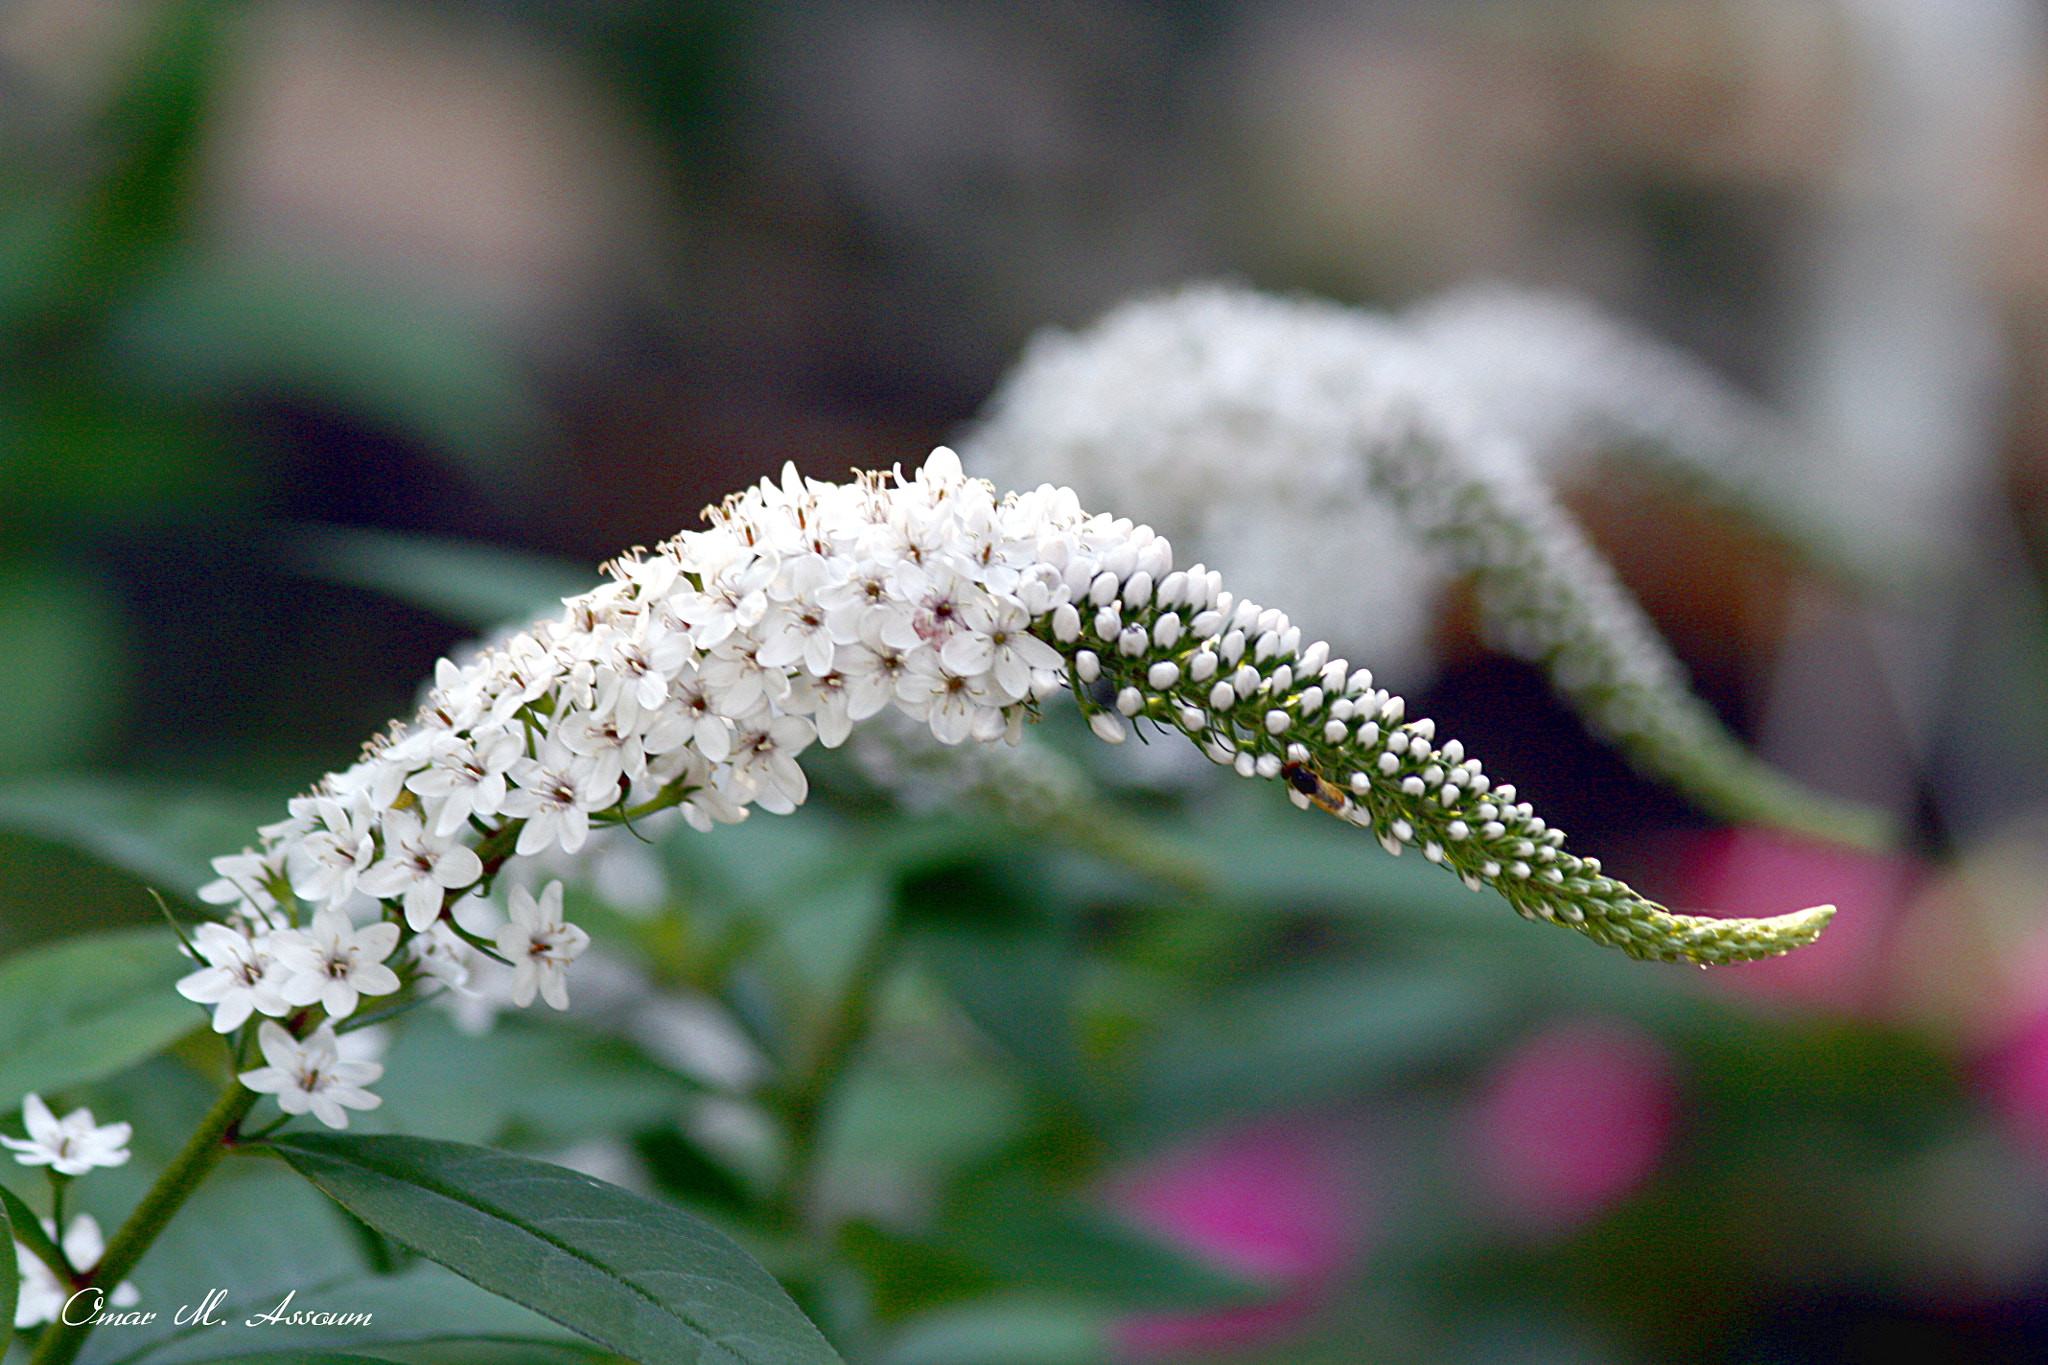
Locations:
186;443;1839;1077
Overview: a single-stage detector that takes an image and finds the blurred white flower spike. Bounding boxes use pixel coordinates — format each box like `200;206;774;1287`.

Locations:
963;284;1889;850
190;443;1847;1127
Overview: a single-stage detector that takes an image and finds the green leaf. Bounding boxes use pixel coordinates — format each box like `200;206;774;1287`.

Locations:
268;1134;844;1365
146;1356;406;1364
0;1194;17;1339
0;927;196;1107
111;258;547;479
0;1181;63;1281
91;1265;581;1365
366;1011;692;1147
875;1297;1110;1365
942;1172;1258;1311
78;1155;579;1365
1136;963;1504;1132
0;775;283;902
278;525;598;632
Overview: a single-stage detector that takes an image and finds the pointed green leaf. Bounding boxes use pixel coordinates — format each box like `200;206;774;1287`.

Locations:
942;1172;1258;1310
91;1264;580;1365
0;776;282;901
0;1180;64;1283
876;1297;1110;1365
0;1194;17;1337
278;525;597;631
148;1356;405;1365
0;927;195;1107
81;1157;581;1363
267;1134;843;1365
1138;963;1504;1131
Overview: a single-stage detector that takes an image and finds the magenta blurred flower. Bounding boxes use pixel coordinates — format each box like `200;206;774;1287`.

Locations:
1100;1114;1372;1359
1651;827;1919;1016
1462;1017;1677;1238
1979;1007;2048;1159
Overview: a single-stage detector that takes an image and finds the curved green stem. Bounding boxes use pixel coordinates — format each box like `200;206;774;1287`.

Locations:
28;1080;259;1365
769;913;903;1232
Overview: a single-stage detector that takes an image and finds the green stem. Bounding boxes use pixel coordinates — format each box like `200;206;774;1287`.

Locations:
1042;803;1211;903
28;1080;259;1365
770;913;902;1232
47;1174;69;1244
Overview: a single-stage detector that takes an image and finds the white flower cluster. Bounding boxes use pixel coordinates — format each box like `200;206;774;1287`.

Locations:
13;1214;137;1329
962;284;1886;848
6;1095;136;1327
183;448;1839;1130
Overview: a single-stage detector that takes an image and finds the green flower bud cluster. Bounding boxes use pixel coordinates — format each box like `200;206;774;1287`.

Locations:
1037;566;1834;965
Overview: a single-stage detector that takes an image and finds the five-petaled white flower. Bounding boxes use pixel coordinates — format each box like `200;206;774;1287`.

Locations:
175;920;290;1032
13;1213;138;1328
1;1094;130;1175
237;1022;384;1129
493;881;590;1011
271;908;402;1020
355;807;486;932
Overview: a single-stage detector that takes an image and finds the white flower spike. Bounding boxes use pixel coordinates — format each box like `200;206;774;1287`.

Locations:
963;285;1889;850
190;442;1843;1122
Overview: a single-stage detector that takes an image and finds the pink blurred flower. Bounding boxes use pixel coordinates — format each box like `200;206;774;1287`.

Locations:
1100;1114;1373;1360
1462;1016;1677;1238
1887;833;2048;1048
1976;1007;2048;1162
1646;827;1920;1017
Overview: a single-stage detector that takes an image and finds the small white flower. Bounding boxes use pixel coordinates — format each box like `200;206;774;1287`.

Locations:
675;546;774;649
493;881;590;1011
355;808;486;931
404;726;523;837
408;919;475;993
14;1214;137;1328
502;735;621;857
175;921;290;1032
897;654;1006;745
725;714;816;814
238;1022;384;1129
1;1094;130;1175
940;593;1064;702
272;908;402;1020
198;846;288;914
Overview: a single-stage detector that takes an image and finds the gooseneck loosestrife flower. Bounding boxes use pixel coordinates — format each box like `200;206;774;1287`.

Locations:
180;449;1835;1131
964;286;1889;849
13;1215;138;1329
1;1095;130;1176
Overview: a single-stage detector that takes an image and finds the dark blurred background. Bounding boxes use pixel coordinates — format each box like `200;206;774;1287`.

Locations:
19;0;2028;789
